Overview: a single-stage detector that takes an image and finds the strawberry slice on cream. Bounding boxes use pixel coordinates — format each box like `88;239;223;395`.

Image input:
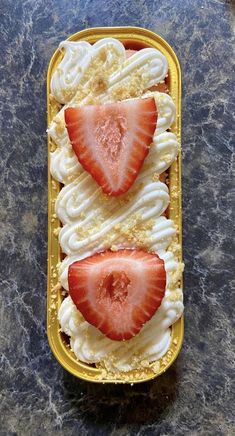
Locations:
68;249;166;341
65;97;157;195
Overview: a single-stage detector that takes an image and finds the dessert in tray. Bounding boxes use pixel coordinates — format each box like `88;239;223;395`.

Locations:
47;27;184;382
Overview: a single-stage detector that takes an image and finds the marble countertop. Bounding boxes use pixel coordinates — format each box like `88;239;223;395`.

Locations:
1;0;234;434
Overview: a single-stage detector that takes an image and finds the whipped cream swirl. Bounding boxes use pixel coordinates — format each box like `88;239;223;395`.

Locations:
50;39;168;105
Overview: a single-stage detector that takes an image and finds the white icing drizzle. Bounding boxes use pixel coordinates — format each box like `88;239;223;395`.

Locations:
50;39;167;105
109;48;168;89
58;181;171;256
58;216;176;291
51;39;126;104
50;145;81;184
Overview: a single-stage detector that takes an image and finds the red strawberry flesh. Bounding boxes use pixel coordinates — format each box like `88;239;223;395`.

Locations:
65;97;157;196
149;82;169;94
68;249;166;341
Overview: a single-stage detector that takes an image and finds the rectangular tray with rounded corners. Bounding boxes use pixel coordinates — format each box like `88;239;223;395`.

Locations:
47;26;183;384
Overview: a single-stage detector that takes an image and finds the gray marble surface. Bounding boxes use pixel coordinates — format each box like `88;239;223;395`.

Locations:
0;0;234;434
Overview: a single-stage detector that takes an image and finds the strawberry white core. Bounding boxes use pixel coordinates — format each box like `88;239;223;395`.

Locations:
95;114;127;161
99;272;130;303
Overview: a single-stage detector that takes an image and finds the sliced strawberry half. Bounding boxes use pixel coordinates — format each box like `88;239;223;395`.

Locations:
68;249;166;341
65;97;157;196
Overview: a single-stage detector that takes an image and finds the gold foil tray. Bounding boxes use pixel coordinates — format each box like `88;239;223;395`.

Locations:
47;26;183;383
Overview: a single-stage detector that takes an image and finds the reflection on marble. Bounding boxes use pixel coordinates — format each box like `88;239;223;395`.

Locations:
0;0;234;434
